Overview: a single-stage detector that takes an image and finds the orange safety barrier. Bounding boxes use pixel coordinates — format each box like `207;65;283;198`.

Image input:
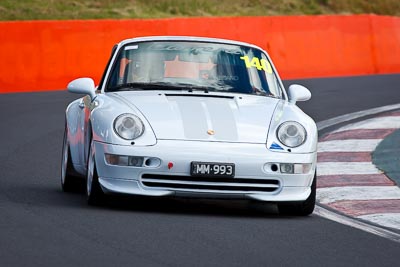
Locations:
0;15;399;93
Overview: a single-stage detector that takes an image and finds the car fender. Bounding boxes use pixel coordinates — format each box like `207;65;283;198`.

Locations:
89;94;157;146
65;98;87;175
266;100;318;154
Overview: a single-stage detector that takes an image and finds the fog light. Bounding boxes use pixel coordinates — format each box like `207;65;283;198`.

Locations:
280;163;294;174
128;156;144;167
280;163;312;174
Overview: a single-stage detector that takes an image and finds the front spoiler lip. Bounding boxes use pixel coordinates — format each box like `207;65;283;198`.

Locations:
99;177;311;202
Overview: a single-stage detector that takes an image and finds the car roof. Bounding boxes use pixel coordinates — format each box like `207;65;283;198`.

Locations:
117;36;264;51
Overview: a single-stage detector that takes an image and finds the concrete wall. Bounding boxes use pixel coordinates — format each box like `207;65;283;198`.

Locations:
0;15;399;92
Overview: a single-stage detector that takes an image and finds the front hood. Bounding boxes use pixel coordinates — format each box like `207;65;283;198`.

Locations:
112;91;280;143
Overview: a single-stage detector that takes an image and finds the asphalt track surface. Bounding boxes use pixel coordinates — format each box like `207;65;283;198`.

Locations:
1;74;400;266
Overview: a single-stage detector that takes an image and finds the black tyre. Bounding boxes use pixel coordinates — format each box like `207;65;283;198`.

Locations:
61;125;81;192
278;172;316;216
86;139;106;205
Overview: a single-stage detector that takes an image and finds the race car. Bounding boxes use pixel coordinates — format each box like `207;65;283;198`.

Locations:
61;36;317;215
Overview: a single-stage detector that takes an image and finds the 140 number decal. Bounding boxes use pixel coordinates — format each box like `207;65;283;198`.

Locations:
240;56;272;74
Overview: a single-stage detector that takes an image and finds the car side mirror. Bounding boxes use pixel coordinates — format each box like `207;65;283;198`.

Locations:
288;84;311;104
67;78;96;100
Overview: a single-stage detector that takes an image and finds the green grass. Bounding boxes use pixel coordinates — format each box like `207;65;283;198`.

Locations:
0;0;399;21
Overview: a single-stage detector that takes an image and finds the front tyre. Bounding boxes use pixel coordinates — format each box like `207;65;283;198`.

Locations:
278;172;316;216
86;139;106;205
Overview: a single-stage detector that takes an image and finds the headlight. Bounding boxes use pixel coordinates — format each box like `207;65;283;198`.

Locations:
114;114;144;140
277;121;306;148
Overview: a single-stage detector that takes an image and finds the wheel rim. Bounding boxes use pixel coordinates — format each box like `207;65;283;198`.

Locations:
87;141;95;197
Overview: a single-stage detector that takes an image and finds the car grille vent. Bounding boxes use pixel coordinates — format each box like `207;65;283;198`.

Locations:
141;174;280;193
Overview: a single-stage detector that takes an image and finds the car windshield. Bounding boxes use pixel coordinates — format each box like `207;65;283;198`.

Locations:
106;40;282;98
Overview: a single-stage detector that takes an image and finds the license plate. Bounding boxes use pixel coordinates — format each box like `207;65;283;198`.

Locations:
190;162;235;177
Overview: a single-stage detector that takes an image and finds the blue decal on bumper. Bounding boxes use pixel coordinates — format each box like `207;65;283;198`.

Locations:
270;142;284;150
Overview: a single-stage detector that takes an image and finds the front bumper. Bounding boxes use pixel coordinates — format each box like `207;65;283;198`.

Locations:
94;140;317;202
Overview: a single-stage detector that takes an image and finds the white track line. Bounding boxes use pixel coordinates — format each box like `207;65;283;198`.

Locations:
317;186;400;204
316;103;400;131
317;162;382;176
314;206;400;243
357;213;400;230
333;116;400;132
318;139;381;152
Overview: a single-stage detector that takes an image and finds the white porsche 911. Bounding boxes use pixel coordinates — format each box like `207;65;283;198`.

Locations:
62;36;317;215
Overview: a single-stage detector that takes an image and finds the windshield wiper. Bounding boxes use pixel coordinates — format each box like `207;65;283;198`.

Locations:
109;82;186;91
110;82;218;93
109;81;236;95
